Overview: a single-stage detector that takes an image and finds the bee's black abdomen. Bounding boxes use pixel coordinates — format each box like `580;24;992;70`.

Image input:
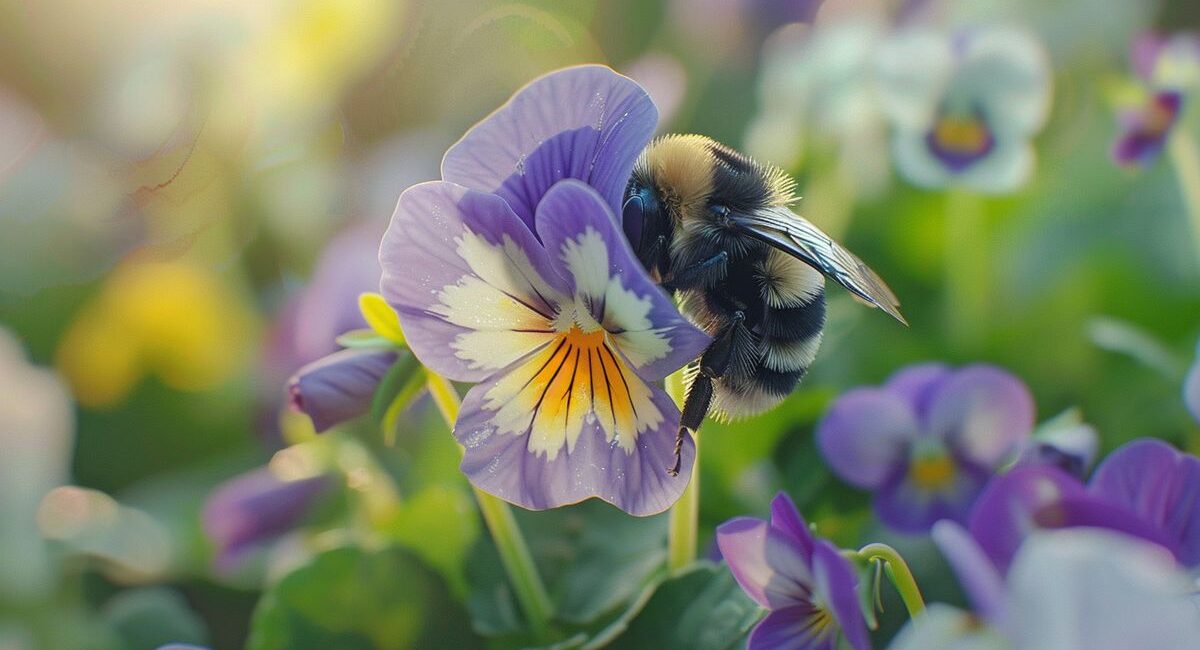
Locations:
751;364;808;396
760;298;826;341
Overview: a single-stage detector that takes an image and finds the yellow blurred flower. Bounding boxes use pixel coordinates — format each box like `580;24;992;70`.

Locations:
56;261;256;407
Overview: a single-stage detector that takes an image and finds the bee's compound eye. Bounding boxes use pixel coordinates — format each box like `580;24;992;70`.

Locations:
622;194;645;246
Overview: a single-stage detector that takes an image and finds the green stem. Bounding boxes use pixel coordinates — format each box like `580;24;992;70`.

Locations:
944;189;989;351
857;543;926;619
424;371;555;640
1168;129;1200;266
665;370;698;572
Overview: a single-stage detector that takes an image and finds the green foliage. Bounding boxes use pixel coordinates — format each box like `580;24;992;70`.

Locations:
103;587;209;650
247;546;483;650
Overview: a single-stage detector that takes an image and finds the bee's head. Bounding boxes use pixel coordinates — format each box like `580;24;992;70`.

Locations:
624;135;796;274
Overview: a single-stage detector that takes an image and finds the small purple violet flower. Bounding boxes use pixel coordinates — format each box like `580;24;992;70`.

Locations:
202;467;332;574
716;493;870;650
381;66;710;515
817;363;1034;533
963;439;1200;574
1112;33;1200;168
269;224;397;435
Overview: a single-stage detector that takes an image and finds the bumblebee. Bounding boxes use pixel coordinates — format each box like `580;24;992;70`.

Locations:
622;135;906;475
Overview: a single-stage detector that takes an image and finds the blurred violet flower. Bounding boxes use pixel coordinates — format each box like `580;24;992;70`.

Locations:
716;492;870;650
894;527;1200;650
817;363;1034;533
1111;33;1200;168
381;66;709;515
876;26;1052;193
202;467;332;573
1186;340;1200;423
260;223;385;439
965;438;1200;574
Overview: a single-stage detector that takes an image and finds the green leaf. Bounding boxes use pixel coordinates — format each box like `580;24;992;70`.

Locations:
383;485;480;598
466;501;668;636
102;587;209;649
247;545;484;650
586;562;761;650
335;329;396;350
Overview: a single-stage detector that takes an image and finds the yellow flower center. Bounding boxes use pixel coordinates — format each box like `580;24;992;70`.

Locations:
932;115;991;155
909;451;957;491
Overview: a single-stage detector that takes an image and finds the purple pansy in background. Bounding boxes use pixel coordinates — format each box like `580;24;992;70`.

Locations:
716;493;870;650
202;468;332;573
961;439;1200;575
817;363;1034;533
1186;340;1200;423
899;527;1200;650
264;224;394;436
876;26;1052;193
1111;33;1200;168
382;66;710;515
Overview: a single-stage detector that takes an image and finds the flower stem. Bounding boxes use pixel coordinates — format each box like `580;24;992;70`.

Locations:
424;371;555;640
944;189;988;352
1168;129;1200;266
665;370;698;572
857;543;925;619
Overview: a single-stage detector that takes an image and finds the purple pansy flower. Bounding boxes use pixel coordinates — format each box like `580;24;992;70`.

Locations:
202;468;332;573
1185;340;1200;423
381;66;710;516
905;526;1200;650
962;438;1200;575
1112;33;1200;168
817;363;1034;533
269;224;396;435
716;493;870;650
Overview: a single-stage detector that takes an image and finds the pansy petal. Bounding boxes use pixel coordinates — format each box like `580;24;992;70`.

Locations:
811;540;870;650
883;362;951;421
959;140;1035;195
887;604;1007;650
454;352;692;516
1131;33;1167;81
1005;529;1200;650
287;349;398;432
931;520;1007;623
926;365;1034;468
535;180;710;380
1090;439;1200;567
748;605;836;650
967;465;1085;574
769;492;815;561
875;459;990;533
891;128;954;190
716;517;814;610
875;29;954;129
202;468;331;572
380;181;568;382
954;28;1052;136
441;65;658;228
817;388;919;489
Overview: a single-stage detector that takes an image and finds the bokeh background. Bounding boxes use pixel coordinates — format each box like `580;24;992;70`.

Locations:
2;0;1200;648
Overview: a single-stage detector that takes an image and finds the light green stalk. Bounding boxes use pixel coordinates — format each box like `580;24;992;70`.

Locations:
424;372;555;640
665;370;698;572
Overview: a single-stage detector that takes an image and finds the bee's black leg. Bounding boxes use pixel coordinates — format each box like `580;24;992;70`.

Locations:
662;251;729;293
668;311;744;476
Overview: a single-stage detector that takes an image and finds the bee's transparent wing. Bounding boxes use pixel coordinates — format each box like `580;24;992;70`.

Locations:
729;207;907;324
